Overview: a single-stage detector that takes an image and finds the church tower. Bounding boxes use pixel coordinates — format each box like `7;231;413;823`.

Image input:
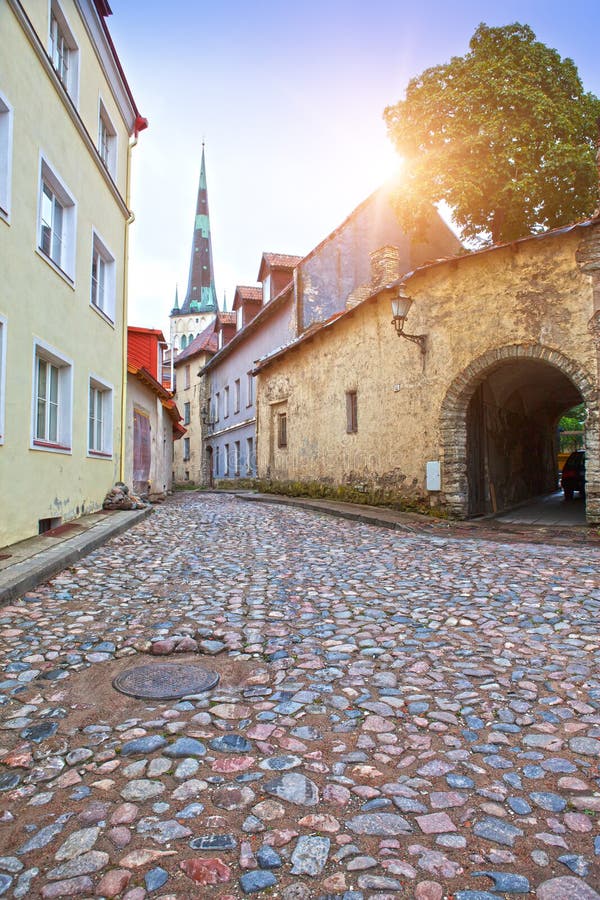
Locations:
170;145;219;352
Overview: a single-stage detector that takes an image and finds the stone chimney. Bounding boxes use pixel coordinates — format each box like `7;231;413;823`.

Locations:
370;245;402;290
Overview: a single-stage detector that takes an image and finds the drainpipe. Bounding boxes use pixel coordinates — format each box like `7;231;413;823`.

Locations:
119;137;135;482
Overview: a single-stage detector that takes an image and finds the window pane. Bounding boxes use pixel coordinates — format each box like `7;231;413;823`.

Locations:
49;365;58;405
52;199;63;264
48;399;58;443
36;397;46;440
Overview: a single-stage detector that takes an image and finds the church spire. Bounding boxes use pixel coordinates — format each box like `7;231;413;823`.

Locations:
181;145;218;315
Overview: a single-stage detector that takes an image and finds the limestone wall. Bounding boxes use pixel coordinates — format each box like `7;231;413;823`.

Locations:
256;227;600;520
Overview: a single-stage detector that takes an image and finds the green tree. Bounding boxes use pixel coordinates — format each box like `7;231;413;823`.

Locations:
384;23;600;245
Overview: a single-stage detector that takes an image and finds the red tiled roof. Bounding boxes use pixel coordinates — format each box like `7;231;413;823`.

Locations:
174;321;218;364
262;253;303;269
236;286;262;302
218;312;237;325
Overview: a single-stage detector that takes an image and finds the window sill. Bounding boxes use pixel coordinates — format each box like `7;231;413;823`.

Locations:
32;440;72;454
88;450;113;459
90;302;115;328
36;248;75;288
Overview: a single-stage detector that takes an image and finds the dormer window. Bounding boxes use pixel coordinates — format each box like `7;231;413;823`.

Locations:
218;330;223;350
236;306;243;331
262;275;271;304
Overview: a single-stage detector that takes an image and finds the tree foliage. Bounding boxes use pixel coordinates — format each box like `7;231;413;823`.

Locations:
384;23;600;244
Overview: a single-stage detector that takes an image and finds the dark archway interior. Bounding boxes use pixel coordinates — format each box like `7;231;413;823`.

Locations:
466;359;584;516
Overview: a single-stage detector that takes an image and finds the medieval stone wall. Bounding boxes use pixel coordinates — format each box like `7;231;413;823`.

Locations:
256;226;600;521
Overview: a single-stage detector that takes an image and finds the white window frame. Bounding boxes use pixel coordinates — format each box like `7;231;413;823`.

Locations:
262;275;271;304
98;98;117;178
49;0;80;105
0;315;7;444
234;379;240;414
38;155;77;282
224;385;230;418
236;306;243;331
0;92;13;222
90;228;116;322
224;442;229;476
246;436;254;475
214;445;220;477
31;338;73;453
234;440;240;476
218;330;223;350
214;392;220;423
87;374;113;458
246;372;254;407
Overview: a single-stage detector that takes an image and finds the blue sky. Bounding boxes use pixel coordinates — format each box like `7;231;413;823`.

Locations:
108;1;600;337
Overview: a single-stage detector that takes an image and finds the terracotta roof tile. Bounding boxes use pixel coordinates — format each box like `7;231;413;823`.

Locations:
262;253;303;269
218;312;237;325
236;285;262;302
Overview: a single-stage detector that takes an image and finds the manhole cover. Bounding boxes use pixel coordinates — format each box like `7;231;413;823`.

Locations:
113;664;219;700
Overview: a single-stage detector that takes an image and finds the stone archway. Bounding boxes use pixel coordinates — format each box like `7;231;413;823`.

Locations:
440;344;599;521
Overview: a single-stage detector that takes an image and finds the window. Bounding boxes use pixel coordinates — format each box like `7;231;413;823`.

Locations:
346;391;358;433
0;93;13;220
246;436;254;475
214;445;220;476
234;379;240;414
214;392;220;423
234;440;240;475
88;376;113;456
181;334;188;350
262;275;271;304
49;2;79;103
0;315;6;443
183;437;190;461
236;306;243;331
246;372;254;407
38;158;76;280
32;341;72;452
224;385;230;418
184;365;190;389
183;401;191;425
224;443;229;475
277;412;287;448
218;330;223;350
90;231;116;320
98;100;117;177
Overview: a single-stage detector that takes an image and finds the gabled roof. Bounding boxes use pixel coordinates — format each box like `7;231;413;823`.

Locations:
258;252;303;281
216;312;237;328
201;282;294;374
174;320;218;365
252;215;600;375
233;285;262;310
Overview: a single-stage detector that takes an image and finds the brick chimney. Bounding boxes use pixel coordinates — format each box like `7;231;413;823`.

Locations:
370;245;402;290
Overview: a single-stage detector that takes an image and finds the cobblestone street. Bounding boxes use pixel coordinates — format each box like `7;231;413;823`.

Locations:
0;493;599;899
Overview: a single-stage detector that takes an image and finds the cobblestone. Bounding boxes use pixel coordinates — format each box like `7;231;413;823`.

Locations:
0;493;599;896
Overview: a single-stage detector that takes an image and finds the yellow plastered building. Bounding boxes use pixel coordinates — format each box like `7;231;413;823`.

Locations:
0;0;145;545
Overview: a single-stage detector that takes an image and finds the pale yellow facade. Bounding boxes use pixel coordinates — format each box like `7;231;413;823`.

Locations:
256;226;600;522
0;0;141;545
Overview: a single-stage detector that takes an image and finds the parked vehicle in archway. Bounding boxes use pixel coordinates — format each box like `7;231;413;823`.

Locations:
561;451;585;500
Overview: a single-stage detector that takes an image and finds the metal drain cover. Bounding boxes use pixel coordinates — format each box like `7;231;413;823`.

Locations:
113;663;219;700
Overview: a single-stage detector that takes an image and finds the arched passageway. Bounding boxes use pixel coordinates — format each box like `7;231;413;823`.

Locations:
440;345;599;520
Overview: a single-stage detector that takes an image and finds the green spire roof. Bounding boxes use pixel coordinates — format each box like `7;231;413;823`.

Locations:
175;145;218;317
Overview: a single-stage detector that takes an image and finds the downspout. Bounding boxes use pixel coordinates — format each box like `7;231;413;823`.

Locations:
119;134;136;482
119;115;147;482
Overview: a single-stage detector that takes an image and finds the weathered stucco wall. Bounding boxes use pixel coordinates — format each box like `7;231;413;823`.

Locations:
125;378;173;498
299;189;459;330
256;227;600;520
